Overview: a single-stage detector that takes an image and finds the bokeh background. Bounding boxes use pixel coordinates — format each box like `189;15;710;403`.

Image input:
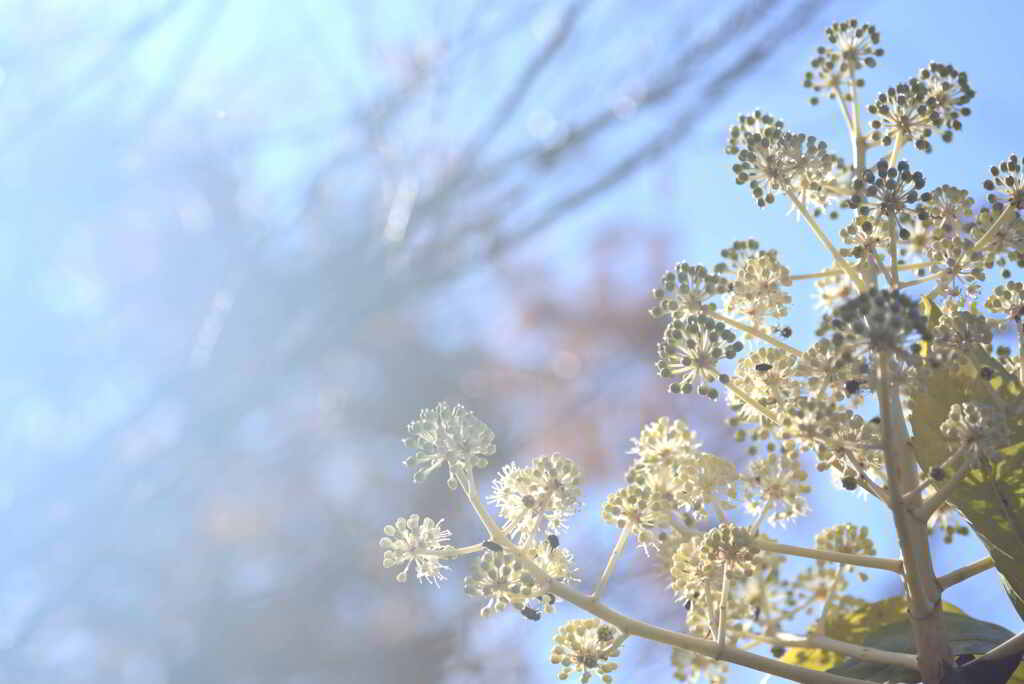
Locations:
3;0;1024;682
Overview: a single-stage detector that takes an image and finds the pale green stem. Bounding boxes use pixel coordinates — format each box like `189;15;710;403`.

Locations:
459;470;872;684
1018;324;1024;385
708;311;802;356
817;565;845;635
736;631;919;670
901;445;966;503
754;539;902;573
869;248;896;289
448;543;484;557
975;630;1024;664
716;571;730;658
931;205;1017;297
888;226;900;287
916;453;975;521
790;269;843;281
897;272;944;290
878;352;952;683
790;260;929;282
822;183;854;196
887;130;905;167
727;383;781;425
748;502;771;534
832;86;855;134
899;261;936;271
936;556;994;591
851;80;865;172
785;188;865;290
727;387;888;503
971;204;1016;254
593;526;630;600
842;461;892;505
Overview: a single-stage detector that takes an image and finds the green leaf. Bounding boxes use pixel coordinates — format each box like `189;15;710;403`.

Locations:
909;298;1024;621
781;597;963;672
827;612;1015;682
958;654;1024;684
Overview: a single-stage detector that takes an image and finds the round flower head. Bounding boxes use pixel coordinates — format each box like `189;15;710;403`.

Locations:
929;309;993;370
804;19;882;104
816;289;931;367
986;281;1024;321
650;263;729;318
776;397;881;478
940;402;1009;463
795;338;871;404
403;401;495;489
670;524;760;608
721;247;793;326
983;154;1024;212
786;565;853;617
489;453;582;541
924;184;974;230
672;647;729;684
524;538;580;591
628;417;701;466
849;160;930;225
742;452;810;527
967;207;1024;265
624;459;690;528
868;64;973;153
550;618;622;683
926;234;987;300
657;314;743;399
814;523;876;566
728;347;801;424
918;62;974;142
725;110;784;156
601;483;662;552
464;548;557;617
380;515;454;585
683;451;740;521
732;128;836;209
812;262;858;311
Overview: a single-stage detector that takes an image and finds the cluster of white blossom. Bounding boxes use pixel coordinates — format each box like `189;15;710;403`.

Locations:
380;16;1024;684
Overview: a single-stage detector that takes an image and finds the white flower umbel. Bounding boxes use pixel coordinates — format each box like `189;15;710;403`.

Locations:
489;453;582;542
550;618;623;683
403;401;495;489
380;515;454;585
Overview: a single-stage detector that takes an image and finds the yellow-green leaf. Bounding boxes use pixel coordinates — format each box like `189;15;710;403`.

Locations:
780;597;963;672
827;612;1015;682
910;298;1024;620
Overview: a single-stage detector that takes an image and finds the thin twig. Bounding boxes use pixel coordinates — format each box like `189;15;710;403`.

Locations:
936;556;994;590
754;539;902;573
593;527;630;600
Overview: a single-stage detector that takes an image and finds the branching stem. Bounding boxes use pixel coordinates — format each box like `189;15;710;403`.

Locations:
784;189;865;290
708;311;802;356
460;471;875;684
737;631;918;670
878;352;951;683
916;454;974;521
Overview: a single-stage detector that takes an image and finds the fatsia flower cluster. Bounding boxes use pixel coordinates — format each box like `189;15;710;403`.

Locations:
381;17;1024;684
